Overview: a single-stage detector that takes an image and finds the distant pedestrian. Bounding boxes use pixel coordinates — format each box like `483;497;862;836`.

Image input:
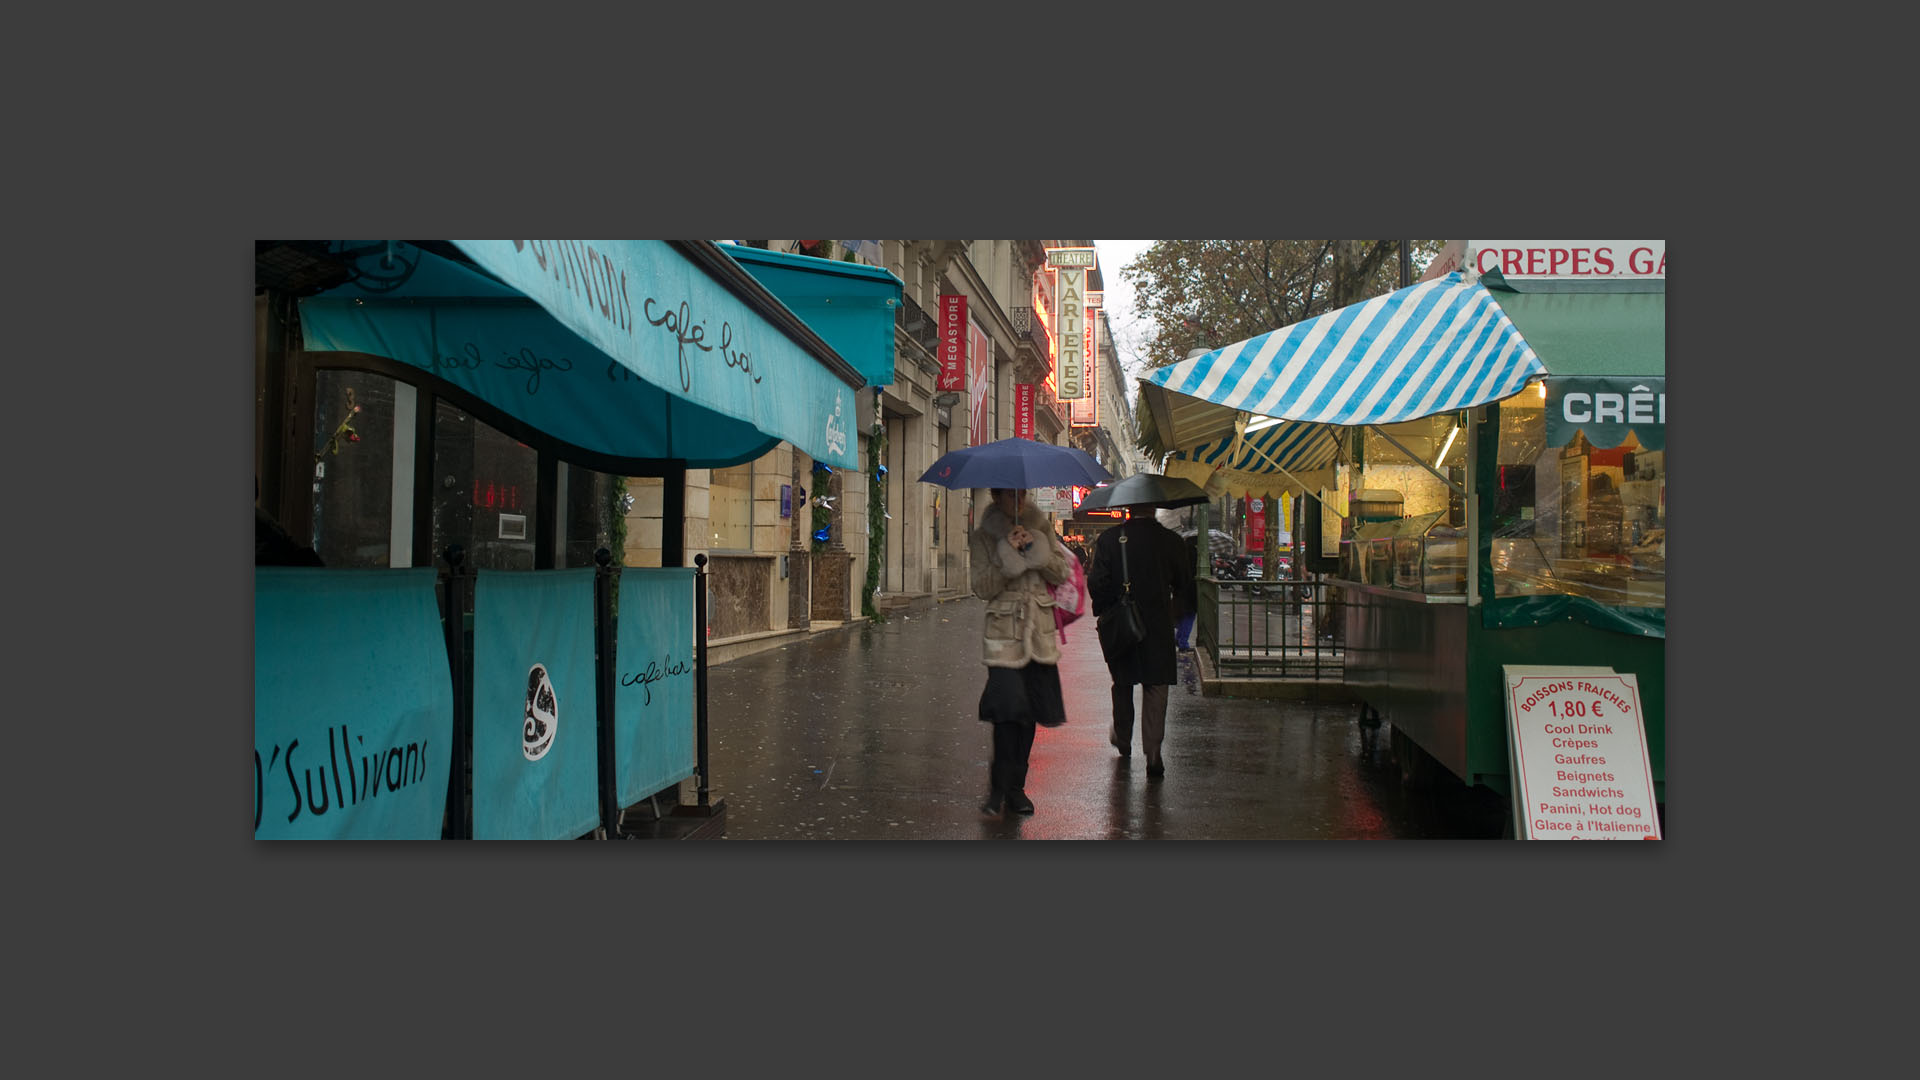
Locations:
970;487;1071;816
1089;509;1194;778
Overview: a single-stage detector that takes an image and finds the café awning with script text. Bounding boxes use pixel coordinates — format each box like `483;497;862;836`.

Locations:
295;241;865;469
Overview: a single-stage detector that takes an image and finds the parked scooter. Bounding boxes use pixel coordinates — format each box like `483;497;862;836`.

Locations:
1211;554;1255;580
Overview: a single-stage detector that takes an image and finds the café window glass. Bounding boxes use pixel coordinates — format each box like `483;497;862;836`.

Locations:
558;462;617;568
430;403;537;571
310;369;400;568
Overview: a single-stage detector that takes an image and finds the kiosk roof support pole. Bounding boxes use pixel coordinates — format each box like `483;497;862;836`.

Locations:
1366;424;1467;498
1236;437;1348;520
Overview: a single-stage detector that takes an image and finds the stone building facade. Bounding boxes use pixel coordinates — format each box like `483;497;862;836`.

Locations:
619;239;1130;658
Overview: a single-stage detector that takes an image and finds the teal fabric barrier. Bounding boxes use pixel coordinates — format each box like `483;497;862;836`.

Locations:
471;570;601;840
254;569;452;840
614;568;698;805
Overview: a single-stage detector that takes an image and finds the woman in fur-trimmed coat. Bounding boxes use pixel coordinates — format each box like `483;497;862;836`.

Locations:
968;488;1070;816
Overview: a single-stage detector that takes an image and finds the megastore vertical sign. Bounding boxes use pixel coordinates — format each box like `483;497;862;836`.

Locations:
937;294;967;392
1015;383;1035;439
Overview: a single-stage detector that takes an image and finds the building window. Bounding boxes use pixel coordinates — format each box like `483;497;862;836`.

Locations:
710;461;753;551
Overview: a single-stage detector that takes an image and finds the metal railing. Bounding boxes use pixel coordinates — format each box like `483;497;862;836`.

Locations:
1198;576;1344;680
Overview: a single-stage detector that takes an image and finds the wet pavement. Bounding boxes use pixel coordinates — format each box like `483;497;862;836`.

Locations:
703;597;1509;839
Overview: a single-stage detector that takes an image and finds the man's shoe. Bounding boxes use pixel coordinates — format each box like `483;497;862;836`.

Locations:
1006;792;1036;814
1110;728;1132;758
1145;759;1166;779
981;790;1006;816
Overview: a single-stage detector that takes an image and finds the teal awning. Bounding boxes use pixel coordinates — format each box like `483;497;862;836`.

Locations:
296;241;865;470
722;246;903;388
1483;271;1664;378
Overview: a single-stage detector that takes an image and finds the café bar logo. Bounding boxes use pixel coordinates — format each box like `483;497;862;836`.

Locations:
523;663;558;762
824;396;848;457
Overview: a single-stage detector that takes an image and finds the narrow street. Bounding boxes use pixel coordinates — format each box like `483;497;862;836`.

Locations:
703;597;1508;839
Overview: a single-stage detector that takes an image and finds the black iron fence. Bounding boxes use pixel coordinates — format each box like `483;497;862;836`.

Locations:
1197;576;1344;680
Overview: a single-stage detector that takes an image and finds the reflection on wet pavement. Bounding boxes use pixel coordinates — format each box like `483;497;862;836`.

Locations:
704;598;1507;840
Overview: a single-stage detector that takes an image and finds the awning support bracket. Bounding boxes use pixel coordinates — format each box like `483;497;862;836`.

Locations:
1366;424;1467;499
1235;436;1347;520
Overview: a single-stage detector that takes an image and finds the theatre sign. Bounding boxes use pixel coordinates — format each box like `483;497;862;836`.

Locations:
1048;247;1096;402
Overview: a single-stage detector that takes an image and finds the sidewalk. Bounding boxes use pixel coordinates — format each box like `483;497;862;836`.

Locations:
690;596;1506;839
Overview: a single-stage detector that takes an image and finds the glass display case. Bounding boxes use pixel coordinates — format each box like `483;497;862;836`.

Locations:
1342;511;1465;595
1491;393;1665;610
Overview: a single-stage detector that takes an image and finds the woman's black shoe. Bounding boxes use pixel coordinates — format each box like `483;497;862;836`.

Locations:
1006;792;1036;814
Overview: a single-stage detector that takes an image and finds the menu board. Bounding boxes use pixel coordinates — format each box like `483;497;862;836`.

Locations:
1504;665;1661;839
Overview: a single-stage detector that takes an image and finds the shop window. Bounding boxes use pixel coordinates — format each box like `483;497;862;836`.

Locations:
709;461;753;552
431;402;537;571
310;370;400;568
1492;396;1665;608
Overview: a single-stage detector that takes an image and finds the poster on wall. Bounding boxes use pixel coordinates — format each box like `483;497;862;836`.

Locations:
967;318;991;446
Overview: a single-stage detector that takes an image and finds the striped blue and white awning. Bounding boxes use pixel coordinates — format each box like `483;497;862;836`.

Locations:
1145;272;1545;428
1182;417;1344;475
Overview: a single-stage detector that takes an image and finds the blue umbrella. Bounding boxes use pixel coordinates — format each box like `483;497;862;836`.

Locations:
918;436;1111;490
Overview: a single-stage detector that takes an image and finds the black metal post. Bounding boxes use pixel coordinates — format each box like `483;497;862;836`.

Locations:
670;524;723;824
1399;239;1412;288
593;548;622;838
692;552;711;808
440;544;471;840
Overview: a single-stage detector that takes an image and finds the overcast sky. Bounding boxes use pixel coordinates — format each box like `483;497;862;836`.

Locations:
1093;240;1159;396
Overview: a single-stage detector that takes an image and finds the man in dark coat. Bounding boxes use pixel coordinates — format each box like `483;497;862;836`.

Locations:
1088;509;1195;777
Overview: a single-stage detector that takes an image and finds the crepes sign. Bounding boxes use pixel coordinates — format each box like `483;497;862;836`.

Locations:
1544;376;1665;450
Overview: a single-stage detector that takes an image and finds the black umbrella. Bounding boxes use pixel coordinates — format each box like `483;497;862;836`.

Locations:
918;436;1110;490
1077;473;1210;512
